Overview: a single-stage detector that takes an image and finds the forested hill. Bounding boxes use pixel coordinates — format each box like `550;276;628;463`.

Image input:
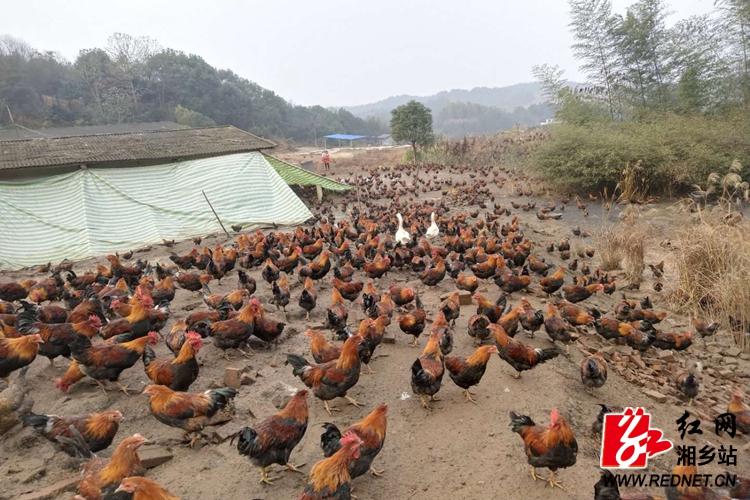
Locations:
0;34;385;143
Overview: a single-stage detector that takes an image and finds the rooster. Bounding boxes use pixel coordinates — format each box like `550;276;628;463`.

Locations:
509;408;578;489
540;268;565;296
326;288;349;331
675;362;700;405
467;314;492;346
69;331;158;394
55;359;86;393
17;311;101;364
492;323;559;378
445;345;499;404
557;301;595;326
0;279;37;302
319;403;388;479
251;300;286;347
455;274;479;293
143;332;202;391
271;275;291;311
653;331;692;351
206;303;256;359
728;391;750;435
389;283;415;307
411;330;445;409
664;464;724;500
22;410;122;455
420;256;446;286
362;279;381;314
580;352;607;393
518;298;544;339
332;278;364;302
691;318;719;347
562;283;603;303
143;385;238;446
298;433;362;500
544;303;574;355
286;334;364;415
0;334;43;383
473;292;507;324
234;389;309;484
299;277;318;320
307;329;341;364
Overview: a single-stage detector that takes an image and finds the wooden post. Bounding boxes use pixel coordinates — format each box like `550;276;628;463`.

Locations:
316;184;323;202
354;172;362;212
202;190;230;237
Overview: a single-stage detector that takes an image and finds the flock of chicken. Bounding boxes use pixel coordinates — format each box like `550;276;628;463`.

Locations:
0;162;749;500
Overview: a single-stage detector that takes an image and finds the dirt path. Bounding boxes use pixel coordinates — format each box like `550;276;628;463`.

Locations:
1;161;747;500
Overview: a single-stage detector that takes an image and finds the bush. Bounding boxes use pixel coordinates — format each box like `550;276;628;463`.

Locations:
532;111;750;195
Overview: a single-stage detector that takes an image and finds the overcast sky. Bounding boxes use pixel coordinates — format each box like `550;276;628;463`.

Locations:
6;0;715;107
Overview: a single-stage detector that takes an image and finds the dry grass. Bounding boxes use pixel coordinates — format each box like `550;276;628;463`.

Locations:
668;210;750;351
594;205;649;281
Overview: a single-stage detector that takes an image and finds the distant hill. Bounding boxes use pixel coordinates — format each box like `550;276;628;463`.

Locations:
344;82;577;136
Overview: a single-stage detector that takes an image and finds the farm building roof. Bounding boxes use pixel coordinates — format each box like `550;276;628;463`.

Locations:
0;126;276;171
324;134;367;140
0;121;188;141
263;154;352;192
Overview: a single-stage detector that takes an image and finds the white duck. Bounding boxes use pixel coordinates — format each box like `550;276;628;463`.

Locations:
426;212;440;239
395;213;411;246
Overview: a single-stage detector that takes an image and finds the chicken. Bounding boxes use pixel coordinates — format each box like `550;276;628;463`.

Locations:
544;303;574;354
251;300;286;347
101;292;154;340
307;329;341;364
262;258;280;285
675;362;700;405
494;273;532;295
17;310;101;363
174;271;212;292
493;323;560;378
20;301;68;323
64;433;147;500
498;305;524;337
580;352;607;393
468;314;492;346
364;254;391;280
420;257;446;286
473;292;507;324
27;274;64;303
621;327;655;352
455;274;479;293
298;433;362;500
169;248;198;269
115;477;180;499
397;294;427;347
206;303;256;359
69;331;158;394
664;464;725;500
308;250;334;280
557;301;595;326
445;345;499;403
592;309;633;341
362;279;381;314
0;279;37;302
562;283;604;303
509;408;578;489
594;470;663;500
653;331;692;351
691;318;719;346
519;298;544;339
728;391;750;435
143;385;238;446
272;275;291;311
299;277;318;320
326;288;349;332
238;269;257;296
471;255;497;279
234;389;309;484
143;332;202;391
410;330;445;409
55;359;86;393
368;292;394;324
319;403;388;479
22;410;122;455
540;268;565;296
286;334;364;415
728;475;750;500
0;334;43;383
591;404;624;436
334;261;356;283
151;275;176;303
0;366;33;436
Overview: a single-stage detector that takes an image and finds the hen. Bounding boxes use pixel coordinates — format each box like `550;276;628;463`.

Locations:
115;477;180;499
307;329;342;364
234;389;309;484
410;330;445;409
299;277;318;320
675;363;700;405
298;433;362;500
332;278;364;302
143;385;238;446
143;332;202;391
493;323;559;378
17;310;101;364
326;288;349;332
445;345;499;404
580;352;607;393
22;409;121;455
467;314;492;346
397;294;427;347
728;391;750;435
509;408;578;489
0;333;43;383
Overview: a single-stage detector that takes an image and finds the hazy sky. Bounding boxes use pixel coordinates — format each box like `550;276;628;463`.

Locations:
5;0;715;107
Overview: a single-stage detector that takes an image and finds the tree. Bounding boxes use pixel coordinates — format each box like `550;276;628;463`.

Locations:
532;64;568;110
174;105;216;127
568;0;621;118
390;100;434;166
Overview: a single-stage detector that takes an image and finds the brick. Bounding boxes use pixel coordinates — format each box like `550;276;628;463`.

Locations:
17;477;79;500
601;346;616;355
458;292;473;306
740;353;750;361
724;347;742;357
718;369;734;378
240;373;256;386
643;390;667;403
224;368;241;389
139;445;174;469
615;346;633;356
382;329;396;344
630;356;647;370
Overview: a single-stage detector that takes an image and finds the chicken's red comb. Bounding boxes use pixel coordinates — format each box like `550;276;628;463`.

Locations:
550;408;560;422
147;331;159;345
88;315;103;327
185;332;202;340
340;432;362;447
249;298;262;307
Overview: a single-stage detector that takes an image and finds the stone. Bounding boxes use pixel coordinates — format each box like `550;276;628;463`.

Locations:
643;390;667;403
615;346;633;356
382;329;396;344
601;345;616;355
240;373;256;386
740;353;750;361
725;347;742;357
458;292;473;306
267;355;281;368
224;368;241;389
261;381;300;409
630;356;647;370
725;358;739;366
20;466;46;484
16;477;79;500
718;369;734;378
139;445;174;469
657;351;676;363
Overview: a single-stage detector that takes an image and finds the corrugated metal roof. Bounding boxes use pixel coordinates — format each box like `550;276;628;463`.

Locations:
0;126;276;171
0;121;189;141
324;134;367;140
263;154;352;192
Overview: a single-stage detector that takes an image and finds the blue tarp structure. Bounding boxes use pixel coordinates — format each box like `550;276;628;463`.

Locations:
323;134;366;140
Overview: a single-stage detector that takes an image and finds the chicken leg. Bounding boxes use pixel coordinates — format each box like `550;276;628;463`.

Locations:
344;396;363;408
284;463;306;473
259;467;279;485
547;470;564;489
530;467;547;482
323;401;340;415
369;466;385;477
463;389;477;404
418;394;432;410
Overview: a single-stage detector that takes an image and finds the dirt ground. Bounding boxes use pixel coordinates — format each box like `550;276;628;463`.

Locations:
1;152;748;500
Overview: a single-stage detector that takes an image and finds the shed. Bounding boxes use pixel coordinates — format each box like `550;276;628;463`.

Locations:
0;126;349;269
377;134;393;146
